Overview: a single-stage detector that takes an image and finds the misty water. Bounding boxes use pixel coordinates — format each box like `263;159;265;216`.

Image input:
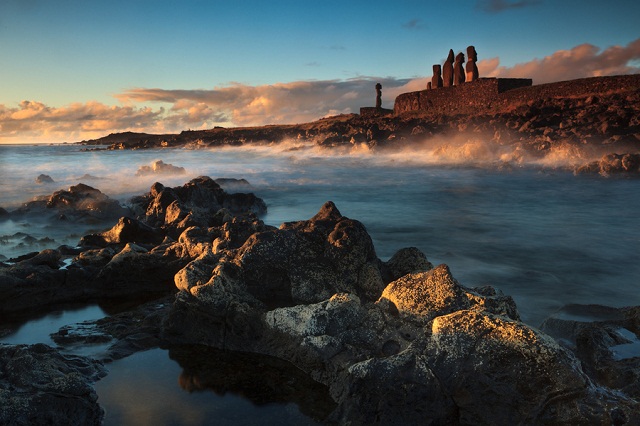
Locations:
1;141;639;422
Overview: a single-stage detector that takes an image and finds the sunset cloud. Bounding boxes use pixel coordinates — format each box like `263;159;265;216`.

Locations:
2;38;639;144
478;38;640;84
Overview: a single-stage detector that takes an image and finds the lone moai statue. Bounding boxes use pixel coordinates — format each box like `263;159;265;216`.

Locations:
454;52;466;86
432;64;443;89
466;46;479;82
443;49;454;87
375;83;382;108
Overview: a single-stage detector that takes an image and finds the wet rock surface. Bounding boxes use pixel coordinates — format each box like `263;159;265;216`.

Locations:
0;344;106;425
0;176;267;316
1;178;639;424
163;202;640;424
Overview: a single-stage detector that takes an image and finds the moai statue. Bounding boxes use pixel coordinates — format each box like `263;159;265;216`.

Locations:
454;52;466;86
375;83;382;108
466;46;479;82
427;82;432;90
432;64;443;89
443;49;454;87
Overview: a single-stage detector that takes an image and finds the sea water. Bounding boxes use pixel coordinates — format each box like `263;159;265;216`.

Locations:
1;141;639;423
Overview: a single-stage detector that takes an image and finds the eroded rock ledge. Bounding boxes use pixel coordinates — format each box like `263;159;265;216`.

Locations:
163;201;639;424
1;178;639;424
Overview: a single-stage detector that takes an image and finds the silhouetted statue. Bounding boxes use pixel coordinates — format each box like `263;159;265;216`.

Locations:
432;64;443;89
454;52;466;86
375;83;382;108
466;46;479;82
427;82;432;90
443;49;454;87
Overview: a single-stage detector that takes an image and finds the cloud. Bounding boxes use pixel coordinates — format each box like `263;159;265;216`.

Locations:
116;78;413;128
478;38;640;84
1;77;412;143
402;19;425;30
477;0;541;12
3;38;639;144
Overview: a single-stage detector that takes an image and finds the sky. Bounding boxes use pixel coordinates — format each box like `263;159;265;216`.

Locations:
1;0;639;144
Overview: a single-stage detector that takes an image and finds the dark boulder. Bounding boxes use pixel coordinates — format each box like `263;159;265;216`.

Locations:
0;344;105;426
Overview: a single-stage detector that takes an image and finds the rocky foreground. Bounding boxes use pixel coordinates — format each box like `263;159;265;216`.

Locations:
77;75;640;175
1;177;640;424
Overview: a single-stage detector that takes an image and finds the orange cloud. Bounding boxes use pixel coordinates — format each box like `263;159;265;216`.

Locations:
478;38;640;84
2;38;639;144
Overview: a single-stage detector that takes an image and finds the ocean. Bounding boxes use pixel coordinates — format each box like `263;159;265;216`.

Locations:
1;141;639;423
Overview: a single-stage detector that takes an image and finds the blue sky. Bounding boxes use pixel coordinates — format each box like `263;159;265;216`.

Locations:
1;0;639;143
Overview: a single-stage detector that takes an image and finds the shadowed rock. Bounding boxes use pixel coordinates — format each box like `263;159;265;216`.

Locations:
0;344;105;425
163;201;639;424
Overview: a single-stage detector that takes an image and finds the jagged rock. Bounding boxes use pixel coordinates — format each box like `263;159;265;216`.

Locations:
541;304;640;399
35;174;55;184
381;246;433;283
0;344;105;426
135;159;186;176
12;183;129;223
79;216;164;248
163;201;637;424
379;264;520;324
132;176;266;231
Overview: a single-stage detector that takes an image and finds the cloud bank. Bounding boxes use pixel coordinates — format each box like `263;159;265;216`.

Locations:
478;38;640;84
2;38;639;144
477;0;541;13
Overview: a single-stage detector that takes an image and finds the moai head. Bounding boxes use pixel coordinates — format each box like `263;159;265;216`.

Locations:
433;64;442;76
375;82;382;93
467;46;477;62
455;52;465;64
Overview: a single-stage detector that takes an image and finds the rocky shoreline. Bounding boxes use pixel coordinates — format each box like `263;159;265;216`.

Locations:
75;75;640;175
1;177;639;424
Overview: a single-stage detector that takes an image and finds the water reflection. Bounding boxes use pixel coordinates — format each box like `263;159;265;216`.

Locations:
96;346;335;426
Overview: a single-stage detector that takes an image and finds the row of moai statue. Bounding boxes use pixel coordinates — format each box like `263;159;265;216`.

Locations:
428;46;478;90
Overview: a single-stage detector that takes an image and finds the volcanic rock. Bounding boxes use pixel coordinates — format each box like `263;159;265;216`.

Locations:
163;201;639;424
0;344;105;425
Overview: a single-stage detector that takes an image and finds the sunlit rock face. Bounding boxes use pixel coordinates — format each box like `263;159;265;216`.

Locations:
164;201;640;425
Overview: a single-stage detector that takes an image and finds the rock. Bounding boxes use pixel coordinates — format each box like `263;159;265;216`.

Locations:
135;159;186;176
540;304;640;400
379;264;520;324
162;201;637;424
14;183;129;223
35;174;55;184
132;176;267;230
79;216;165;248
381;246;433;283
0;344;105;425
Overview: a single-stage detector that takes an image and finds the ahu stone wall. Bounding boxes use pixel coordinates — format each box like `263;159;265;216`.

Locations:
394;77;532;115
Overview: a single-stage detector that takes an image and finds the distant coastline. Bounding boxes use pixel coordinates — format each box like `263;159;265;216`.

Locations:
75;74;640;155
